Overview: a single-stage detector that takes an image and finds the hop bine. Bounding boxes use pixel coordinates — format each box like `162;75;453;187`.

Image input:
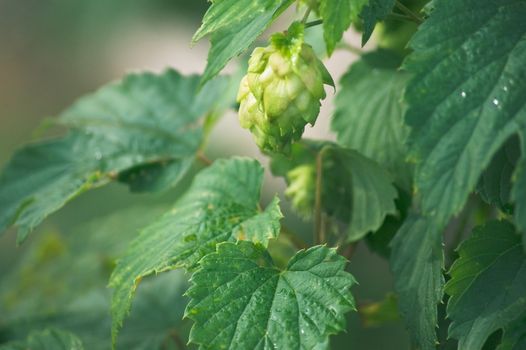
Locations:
237;22;333;154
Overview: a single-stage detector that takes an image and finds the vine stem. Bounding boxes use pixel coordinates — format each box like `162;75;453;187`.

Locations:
301;7;312;24
337;42;363;55
314;148;328;245
395;1;424;24
196;151;212;166
304;19;323;28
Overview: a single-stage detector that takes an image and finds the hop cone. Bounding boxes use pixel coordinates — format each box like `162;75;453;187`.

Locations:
237;22;333;154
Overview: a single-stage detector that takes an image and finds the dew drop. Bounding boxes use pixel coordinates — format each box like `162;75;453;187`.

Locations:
503;86;509;92
460;91;467;98
492;99;500;106
300;328;305;335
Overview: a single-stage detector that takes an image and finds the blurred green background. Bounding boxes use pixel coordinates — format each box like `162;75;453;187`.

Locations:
0;1;410;349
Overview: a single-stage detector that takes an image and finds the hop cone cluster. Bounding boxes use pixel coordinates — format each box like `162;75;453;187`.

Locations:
237;22;332;154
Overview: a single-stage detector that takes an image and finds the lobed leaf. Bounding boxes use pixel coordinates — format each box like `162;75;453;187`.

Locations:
109;157;282;345
185;241;356;349
445;221;526;350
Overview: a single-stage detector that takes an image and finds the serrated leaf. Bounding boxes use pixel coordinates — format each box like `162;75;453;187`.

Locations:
319;0;367;55
477;135;519;214
0;70;232;243
445;221;526;350
498;314;526;350
512;129;526;250
404;0;526;225
360;0;396;46
0;329;84;350
109;157;282;345
271;141;398;241
390;214;444;349
194;0;293;85
326;146;398;241
185;241;356;349
332;50;411;190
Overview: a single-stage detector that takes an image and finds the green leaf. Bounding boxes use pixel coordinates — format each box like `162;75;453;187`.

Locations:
185;241;356;349
326;146;398;241
193;0;293;85
403;0;526;225
109;157;282;345
390;214;444;349
360;0;396;46
0;207;191;350
0;70;232;243
0;329;84;350
445;221;526;350
271;141;398;241
319;0;367;55
512;129;526;250
498;315;526;350
477;135;519;214
332;50;411;190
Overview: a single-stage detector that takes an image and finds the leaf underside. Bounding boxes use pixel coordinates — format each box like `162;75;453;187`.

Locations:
0;70;232;243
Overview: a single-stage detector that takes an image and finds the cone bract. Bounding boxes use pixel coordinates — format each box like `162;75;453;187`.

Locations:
237;22;331;154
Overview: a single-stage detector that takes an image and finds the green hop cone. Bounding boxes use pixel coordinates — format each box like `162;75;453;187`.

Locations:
285;164;316;217
237;22;333;154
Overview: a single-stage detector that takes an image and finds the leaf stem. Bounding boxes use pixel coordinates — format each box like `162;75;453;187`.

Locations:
301;7;312;24
314;148;327;245
394;1;424;24
337;42;363;55
387;13;419;23
304;19;323;28
197;151;212;166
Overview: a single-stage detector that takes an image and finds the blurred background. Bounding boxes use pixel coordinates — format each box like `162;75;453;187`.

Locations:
0;1;410;348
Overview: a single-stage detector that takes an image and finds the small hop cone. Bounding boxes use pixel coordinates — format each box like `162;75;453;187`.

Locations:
285;164;316;218
237;22;333;154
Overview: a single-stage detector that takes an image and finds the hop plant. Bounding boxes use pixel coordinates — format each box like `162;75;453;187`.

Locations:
237;22;333;154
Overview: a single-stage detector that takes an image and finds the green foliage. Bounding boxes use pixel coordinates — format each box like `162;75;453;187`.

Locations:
0;207;190;350
192;0;294;85
445;221;526;350
477;136;519;213
332;49;411;190
0;329;84;350
404;0;526;225
186;241;356;349
0;70;233;243
390;214;444;349
360;0;395;45
109;158;282;344
271;140;398;242
319;0;367;55
2;0;526;349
